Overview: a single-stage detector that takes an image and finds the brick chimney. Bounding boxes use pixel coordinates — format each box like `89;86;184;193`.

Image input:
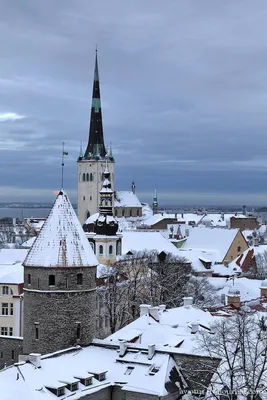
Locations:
227;285;241;308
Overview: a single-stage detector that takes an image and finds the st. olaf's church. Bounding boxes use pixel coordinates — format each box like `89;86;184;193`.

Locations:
77;50;144;225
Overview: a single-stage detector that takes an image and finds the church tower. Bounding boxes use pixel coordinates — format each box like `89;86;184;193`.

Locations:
77;50;115;223
23;190;98;355
153;189;158;215
83;157;122;265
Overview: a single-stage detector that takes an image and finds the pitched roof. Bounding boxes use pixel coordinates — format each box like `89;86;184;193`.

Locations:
182;227;240;261
0;342;184;399
114;191;142;207
121;231;180;256
23;191;98;267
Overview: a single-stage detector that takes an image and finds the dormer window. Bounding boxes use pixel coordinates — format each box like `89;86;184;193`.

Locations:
74;374;93;387
88;370;107;381
45;383;67;397
2;286;9;295
58;379;79;392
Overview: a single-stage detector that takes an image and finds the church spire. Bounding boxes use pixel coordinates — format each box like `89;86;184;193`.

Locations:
84;48;106;159
153;188;158;215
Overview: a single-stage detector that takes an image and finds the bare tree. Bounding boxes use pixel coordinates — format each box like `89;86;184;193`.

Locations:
96;250;192;336
248;251;267;279
184;276;220;308
197;311;267;400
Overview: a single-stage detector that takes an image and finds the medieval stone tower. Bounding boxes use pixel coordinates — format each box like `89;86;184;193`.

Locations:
23;190;98;355
77;50;115;223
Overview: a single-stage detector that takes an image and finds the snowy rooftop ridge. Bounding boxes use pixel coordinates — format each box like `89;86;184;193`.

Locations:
23;190;98;268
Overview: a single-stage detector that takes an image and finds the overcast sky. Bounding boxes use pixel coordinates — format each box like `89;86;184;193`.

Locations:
1;0;267;206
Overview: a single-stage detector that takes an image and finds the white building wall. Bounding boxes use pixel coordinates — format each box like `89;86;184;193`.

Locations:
77;160;115;223
0;284;22;337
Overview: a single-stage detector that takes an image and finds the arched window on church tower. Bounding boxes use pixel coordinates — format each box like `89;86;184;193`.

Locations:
82;173;85;181
90;173;93;181
99;245;103;255
109;245;113;255
86;173;89;181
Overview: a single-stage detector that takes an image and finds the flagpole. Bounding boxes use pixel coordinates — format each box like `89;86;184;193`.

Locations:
61;141;65;189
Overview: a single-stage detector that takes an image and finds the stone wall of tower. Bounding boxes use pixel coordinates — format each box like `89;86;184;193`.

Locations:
23;266;96;355
77;160;115;223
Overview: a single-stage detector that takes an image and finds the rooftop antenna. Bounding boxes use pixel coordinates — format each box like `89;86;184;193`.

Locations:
61;141;68;189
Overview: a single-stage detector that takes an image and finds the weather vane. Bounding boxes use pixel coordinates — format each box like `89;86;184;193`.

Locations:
61;141;68;189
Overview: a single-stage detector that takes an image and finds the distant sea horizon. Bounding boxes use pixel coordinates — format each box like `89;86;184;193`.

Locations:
0;202;265;220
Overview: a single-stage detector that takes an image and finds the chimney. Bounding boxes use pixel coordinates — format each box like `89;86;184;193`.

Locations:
139;304;152;317
118;340;127;357
28;353;41;368
149;306;159;321
260;280;267;297
185;228;189;237
148;344;156;360
158;304;166;312
191;323;199;334
227;286;241;308
183;297;193;307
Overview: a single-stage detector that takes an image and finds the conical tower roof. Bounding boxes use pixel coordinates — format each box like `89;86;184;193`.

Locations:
23;190;98;267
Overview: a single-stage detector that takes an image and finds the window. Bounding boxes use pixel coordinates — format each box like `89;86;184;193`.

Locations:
76;323;81;340
90;173;93;181
57;388;65;397
137;209;139;217
2;286;9;295
122;209;125;217
82;173;85;181
27;274;31;285
77;273;83;286
11;350;14;359
90;196;92;201
83;196;85;201
99;245;103;255
0;352;3;358
86;173;89;181
65;278;68;288
49;275;55;286
237;246;241;252
1;327;8;335
9;327;13;336
129;209;132;217
109;245;113;255
35;325;39;340
10;303;13;316
37;278;40;288
2;303;8;315
115;209;117;216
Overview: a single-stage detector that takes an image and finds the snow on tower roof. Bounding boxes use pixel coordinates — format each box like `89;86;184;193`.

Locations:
23;190;98;267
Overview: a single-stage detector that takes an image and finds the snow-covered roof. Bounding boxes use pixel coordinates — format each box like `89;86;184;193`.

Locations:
0;342;185;399
182;227;240;261
114;191;142;207
122;231;180;255
23;191;98;267
20;236;36;248
0;263;24;284
208;277;263;302
0;248;28;265
107;304;214;354
142;213;174;227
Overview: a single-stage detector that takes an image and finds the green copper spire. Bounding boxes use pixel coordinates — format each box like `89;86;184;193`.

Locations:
84;48;106;159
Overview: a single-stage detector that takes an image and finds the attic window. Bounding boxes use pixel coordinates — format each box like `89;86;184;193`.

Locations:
125;366;134;375
45;385;66;397
89;371;107;381
149;365;160;375
82;377;92;386
49;275;55;286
